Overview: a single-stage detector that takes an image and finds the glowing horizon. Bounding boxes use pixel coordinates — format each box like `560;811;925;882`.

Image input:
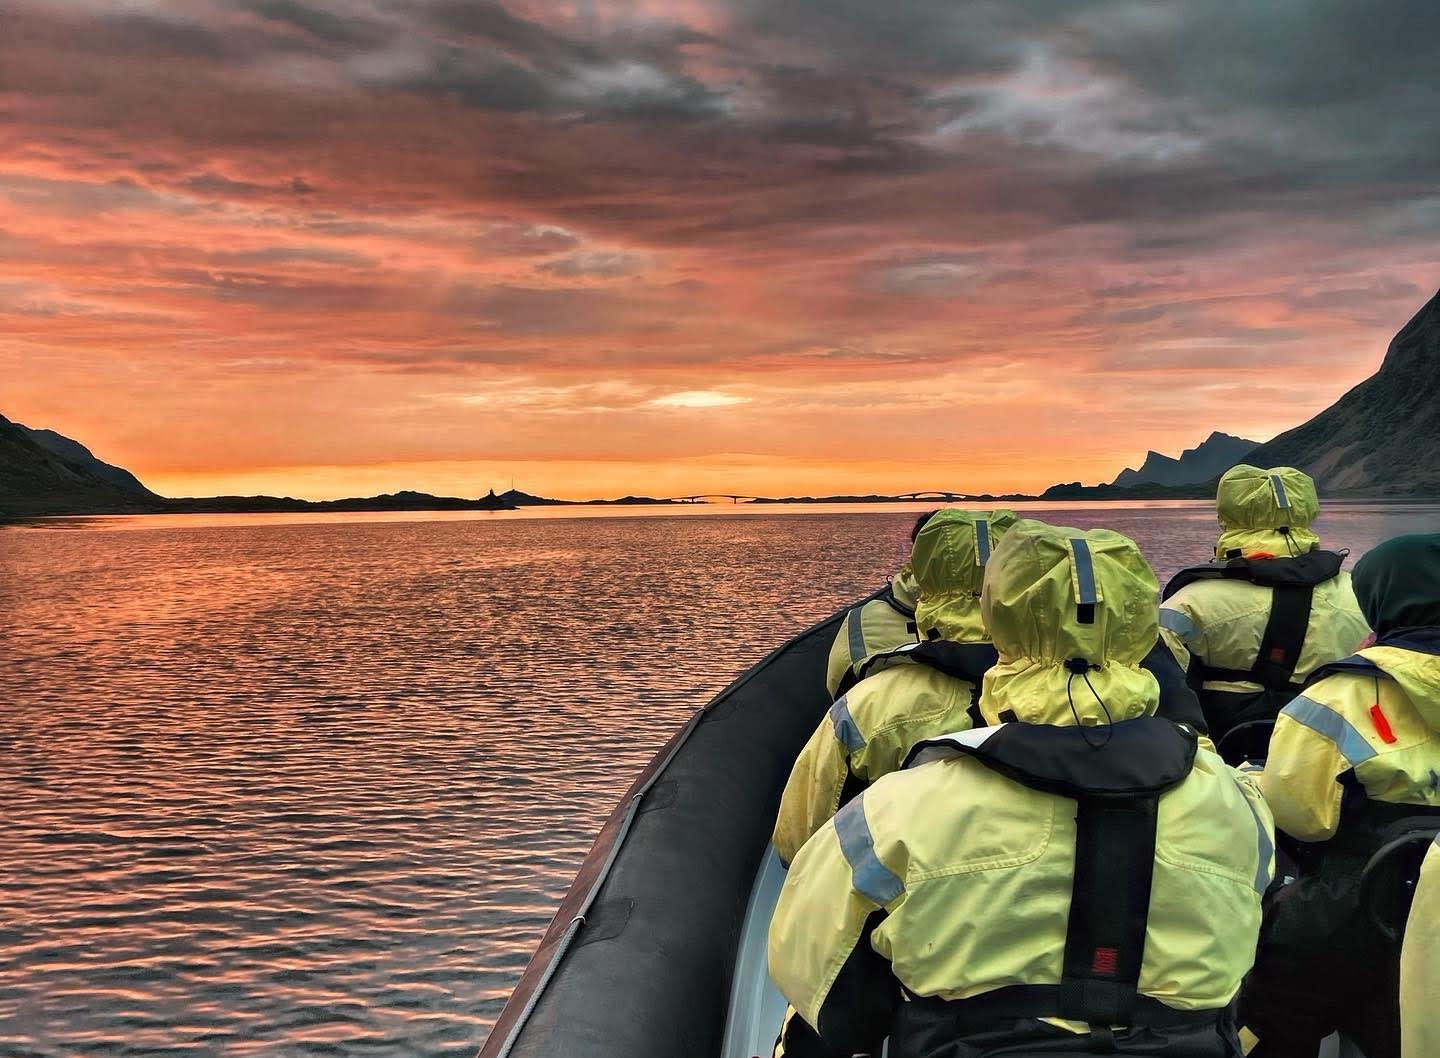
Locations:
4;1;1436;501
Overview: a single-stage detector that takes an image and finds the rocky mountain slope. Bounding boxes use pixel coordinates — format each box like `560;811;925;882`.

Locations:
1243;289;1440;495
0;414;163;515
1111;431;1259;487
16;424;156;496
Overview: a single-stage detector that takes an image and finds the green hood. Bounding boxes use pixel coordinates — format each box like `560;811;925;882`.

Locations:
979;519;1160;726
1354;534;1440;636
1215;464;1321;559
910;509;1018;643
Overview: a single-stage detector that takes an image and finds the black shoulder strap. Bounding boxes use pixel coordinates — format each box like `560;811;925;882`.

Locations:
1249;582;1315;690
1304;653;1390;688
1162;550;1344;601
834;640;997;703
1060;796;1159;1027
1179;581;1317;693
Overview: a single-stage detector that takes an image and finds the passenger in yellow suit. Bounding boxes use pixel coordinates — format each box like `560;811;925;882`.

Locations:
1242;532;1440;1058
774;509;1017;867
769;520;1272;1058
824;513;935;700
1401;833;1440;1058
1159;464;1369;756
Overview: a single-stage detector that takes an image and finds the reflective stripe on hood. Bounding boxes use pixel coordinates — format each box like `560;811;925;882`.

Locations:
911;509;1018;643
1214;464;1321;559
979;520;1160;726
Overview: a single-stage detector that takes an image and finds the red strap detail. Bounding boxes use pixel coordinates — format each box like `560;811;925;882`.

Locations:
1269;647;1288;663
1370;704;1397;745
1091;947;1118;976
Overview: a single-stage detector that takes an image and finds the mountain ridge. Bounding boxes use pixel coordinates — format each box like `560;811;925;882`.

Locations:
1111;430;1260;488
1240;288;1440;494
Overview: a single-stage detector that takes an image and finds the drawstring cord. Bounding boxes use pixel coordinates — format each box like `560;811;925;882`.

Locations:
1065;658;1114;749
1278;526;1299;557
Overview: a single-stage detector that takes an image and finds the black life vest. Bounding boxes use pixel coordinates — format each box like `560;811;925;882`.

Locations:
902;718;1201;1031
833;639;998;715
1163;550;1345;695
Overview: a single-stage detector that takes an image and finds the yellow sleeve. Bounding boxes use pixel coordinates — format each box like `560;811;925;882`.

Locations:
1233;764;1277;887
1158;598;1201;673
825;615;854;699
773;712;850;867
1257;693;1350;842
852;688;974;783
1402;838;1440;1058
768;793;902;1029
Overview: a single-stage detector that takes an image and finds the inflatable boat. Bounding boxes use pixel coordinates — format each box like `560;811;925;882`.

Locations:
477;593;1385;1058
477;594;848;1058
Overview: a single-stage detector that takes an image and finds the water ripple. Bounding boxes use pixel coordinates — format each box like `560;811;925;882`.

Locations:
2;503;1436;1056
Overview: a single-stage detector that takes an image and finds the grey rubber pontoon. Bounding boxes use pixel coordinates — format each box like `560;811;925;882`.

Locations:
477;595;847;1058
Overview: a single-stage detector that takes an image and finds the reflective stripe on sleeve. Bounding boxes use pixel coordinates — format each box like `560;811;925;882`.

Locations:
1071;537;1098;604
834;794;905;905
847;606;867;667
1282;695;1378;767
1239;787;1274;894
1158;607;1200;646
829;695;866;753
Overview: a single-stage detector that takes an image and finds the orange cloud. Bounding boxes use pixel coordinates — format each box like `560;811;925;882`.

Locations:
2;1;1436;499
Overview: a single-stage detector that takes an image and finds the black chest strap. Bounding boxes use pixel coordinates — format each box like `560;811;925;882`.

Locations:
1062;795;1159;1026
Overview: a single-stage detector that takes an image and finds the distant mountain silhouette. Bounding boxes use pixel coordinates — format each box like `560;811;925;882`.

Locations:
1111;431;1259;488
499;489;569;506
0;414;162;515
165;489;516;513
0;416;519;516
16;423;157;496
1242;288;1440;495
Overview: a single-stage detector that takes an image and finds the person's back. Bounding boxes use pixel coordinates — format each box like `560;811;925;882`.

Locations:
1244;533;1440;1058
1160;464;1369;752
774;509;1012;866
769;520;1271;1058
824;520;928;699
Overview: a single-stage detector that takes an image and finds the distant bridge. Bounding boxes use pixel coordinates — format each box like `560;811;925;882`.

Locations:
664;490;970;504
670;494;762;504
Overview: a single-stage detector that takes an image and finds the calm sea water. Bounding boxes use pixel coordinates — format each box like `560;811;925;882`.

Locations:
2;501;1436;1057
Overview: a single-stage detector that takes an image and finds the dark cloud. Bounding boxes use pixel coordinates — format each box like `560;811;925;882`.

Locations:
161;268;387;311
247;0;390;47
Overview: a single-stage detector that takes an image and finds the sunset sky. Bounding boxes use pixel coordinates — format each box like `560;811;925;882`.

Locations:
3;1;1437;499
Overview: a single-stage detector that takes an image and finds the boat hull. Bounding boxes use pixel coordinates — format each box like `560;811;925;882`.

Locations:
478;599;848;1058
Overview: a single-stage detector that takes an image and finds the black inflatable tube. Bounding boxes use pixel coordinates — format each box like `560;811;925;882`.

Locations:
477;596;856;1058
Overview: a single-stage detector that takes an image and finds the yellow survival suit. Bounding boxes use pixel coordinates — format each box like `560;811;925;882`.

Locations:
1244;533;1440;1058
1160;464;1369;758
769;521;1272;1058
774;510;1016;867
824;515;937;699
